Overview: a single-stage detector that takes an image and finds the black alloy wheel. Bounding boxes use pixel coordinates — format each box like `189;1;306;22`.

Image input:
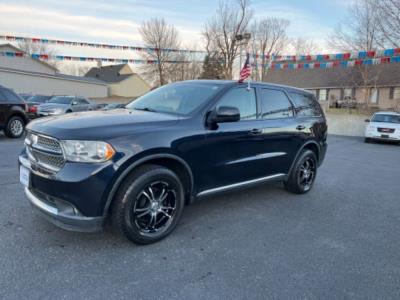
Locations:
284;149;317;194
112;164;184;244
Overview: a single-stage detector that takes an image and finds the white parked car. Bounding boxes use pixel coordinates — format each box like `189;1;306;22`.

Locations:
365;111;400;143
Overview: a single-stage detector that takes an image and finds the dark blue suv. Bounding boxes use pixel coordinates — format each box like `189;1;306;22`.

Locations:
19;80;327;244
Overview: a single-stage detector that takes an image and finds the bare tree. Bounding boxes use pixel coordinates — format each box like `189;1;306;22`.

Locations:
139;18;180;86
250;17;289;81
203;0;253;80
329;0;383;109
329;0;380;52
168;51;203;82
290;37;320;55
17;40;58;69
373;0;400;48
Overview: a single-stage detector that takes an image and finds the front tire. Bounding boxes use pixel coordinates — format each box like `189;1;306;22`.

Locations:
5;116;25;138
284;149;318;194
111;164;185;245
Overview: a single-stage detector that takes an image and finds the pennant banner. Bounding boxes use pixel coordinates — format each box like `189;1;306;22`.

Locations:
0;51;203;64
253;48;400;62
262;56;400;70
0;34;205;55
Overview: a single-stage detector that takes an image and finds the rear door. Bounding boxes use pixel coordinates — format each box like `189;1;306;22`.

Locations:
256;87;304;175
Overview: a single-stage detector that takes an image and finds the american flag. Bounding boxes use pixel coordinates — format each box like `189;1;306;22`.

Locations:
238;53;251;83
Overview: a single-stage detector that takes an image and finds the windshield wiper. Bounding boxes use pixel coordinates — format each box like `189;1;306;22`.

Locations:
134;107;158;113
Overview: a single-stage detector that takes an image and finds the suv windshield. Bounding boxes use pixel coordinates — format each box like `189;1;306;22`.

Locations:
27;95;51;103
126;83;223;115
372;114;400;123
48;96;74;104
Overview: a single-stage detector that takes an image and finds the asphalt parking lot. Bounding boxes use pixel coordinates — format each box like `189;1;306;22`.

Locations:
0;134;399;299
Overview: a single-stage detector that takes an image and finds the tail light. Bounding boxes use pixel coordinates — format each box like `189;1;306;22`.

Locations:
28;105;38;113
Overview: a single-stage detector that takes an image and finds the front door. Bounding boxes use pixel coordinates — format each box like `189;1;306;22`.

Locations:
199;86;267;191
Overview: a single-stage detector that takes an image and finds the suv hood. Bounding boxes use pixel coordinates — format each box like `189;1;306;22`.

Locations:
27;109;180;140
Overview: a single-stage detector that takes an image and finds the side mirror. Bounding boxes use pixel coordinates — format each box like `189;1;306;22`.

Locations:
364;119;370;122
208;106;240;125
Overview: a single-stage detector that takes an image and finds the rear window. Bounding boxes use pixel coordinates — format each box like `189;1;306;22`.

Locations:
0;89;23;103
289;92;322;117
372;114;400;124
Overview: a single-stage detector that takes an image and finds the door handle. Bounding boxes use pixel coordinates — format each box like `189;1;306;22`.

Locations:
296;125;306;130
249;128;262;135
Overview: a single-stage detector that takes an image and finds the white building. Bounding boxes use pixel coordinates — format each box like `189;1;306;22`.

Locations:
0;44;108;98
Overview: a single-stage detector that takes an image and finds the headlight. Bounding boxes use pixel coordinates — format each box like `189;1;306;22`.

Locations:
368;125;376;131
61;140;115;163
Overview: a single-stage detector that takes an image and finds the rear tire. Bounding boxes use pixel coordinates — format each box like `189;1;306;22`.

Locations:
4;116;25;138
111;164;185;245
284;149;317;194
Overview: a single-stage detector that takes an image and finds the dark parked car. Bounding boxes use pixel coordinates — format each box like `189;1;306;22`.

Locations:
0;86;29;138
26;95;53;119
19;80;327;244
102;103;126;110
37;95;92;117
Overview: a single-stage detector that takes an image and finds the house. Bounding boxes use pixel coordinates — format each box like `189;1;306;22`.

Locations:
0;44;108;98
265;63;400;110
85;64;151;98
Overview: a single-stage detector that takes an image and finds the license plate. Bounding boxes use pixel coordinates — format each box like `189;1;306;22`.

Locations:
381;134;389;138
19;165;30;187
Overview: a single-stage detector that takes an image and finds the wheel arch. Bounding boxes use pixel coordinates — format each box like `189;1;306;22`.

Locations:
287;140;320;177
103;153;194;217
7;108;28;125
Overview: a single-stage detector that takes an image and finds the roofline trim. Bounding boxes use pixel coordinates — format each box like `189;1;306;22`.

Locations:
0;67;108;86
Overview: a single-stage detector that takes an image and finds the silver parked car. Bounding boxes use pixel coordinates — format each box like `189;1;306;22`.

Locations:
37;96;92;117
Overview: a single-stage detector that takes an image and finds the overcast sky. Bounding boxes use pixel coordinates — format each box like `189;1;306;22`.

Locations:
0;0;353;73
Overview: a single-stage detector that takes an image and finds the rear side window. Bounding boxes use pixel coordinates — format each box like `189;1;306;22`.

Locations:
289;92;322;117
1;89;23;103
260;89;294;119
217;87;257;120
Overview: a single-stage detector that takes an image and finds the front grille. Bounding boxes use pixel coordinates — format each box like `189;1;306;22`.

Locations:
378;128;395;133
25;131;65;174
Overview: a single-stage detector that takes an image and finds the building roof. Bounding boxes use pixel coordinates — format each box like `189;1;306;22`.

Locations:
264;63;400;89
85;64;135;83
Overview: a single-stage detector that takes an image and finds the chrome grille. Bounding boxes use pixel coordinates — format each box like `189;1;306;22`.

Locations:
25;131;65;174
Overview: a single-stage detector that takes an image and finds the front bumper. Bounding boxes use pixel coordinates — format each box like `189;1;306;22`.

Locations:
365;131;400;141
24;187;104;232
19;150;117;232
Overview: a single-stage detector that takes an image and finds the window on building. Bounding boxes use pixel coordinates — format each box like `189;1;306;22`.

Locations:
370;88;379;104
289;92;322;117
344;88;352;99
217;87;257;120
390;87;400;100
260;89;293;119
318;89;327;101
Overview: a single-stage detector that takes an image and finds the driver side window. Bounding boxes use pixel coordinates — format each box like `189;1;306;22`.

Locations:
217;87;257;120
